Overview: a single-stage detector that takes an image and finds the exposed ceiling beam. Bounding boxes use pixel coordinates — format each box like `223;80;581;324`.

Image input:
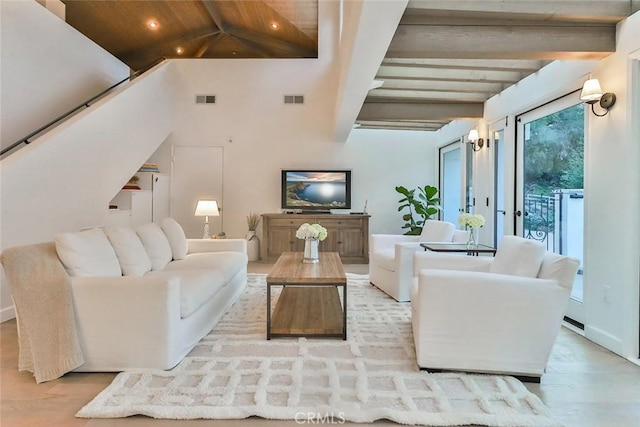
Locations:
387;24;616;59
358;102;483;121
368;89;490;102
376;65;526;83
405;0;634;22
202;0;225;33
376;79;508;94
381;58;546;72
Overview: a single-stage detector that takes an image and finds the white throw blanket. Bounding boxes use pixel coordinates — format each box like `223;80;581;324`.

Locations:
1;242;84;383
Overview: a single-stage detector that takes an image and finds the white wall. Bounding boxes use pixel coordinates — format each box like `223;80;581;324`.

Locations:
0;0;130;152
448;11;640;359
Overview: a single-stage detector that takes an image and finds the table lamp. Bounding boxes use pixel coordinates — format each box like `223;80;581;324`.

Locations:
194;200;219;239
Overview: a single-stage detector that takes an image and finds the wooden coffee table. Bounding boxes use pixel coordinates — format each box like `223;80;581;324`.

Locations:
266;252;347;340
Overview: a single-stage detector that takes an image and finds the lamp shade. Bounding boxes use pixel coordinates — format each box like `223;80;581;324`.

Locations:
468;129;479;142
194;200;219;217
580;79;603;102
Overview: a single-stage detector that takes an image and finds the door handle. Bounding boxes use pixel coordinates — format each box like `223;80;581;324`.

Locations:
515;210;522;217
497;209;506;215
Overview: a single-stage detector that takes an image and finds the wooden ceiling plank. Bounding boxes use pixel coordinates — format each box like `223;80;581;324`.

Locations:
388;24;616;59
224;23;317;57
227;34;272;58
202;0;226;33
120;27;220;62
358;102;483;121
405;0;633;22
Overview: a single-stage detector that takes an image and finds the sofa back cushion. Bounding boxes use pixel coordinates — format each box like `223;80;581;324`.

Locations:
136;223;173;271
105;226;152;276
55;228;121;277
160;218;188;260
419;220;455;242
490;235;545;278
538;252;580;290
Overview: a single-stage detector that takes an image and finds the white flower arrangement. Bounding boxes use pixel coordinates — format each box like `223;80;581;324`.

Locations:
296;223;328;241
458;213;485;229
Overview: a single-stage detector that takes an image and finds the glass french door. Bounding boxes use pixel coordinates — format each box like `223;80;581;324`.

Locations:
439;141;463;224
516;91;585;323
491;127;507;247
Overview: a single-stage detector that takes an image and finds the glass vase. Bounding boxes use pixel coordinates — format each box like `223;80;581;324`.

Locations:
302;238;319;263
466;227;478;250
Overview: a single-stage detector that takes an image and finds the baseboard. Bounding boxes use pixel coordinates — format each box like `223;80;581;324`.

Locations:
1;305;16;323
584;324;624;355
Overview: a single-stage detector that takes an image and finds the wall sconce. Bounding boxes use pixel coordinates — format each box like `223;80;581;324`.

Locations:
467;129;484;152
580;78;616;117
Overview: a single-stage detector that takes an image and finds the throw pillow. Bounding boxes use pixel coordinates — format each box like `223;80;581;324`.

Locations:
490;235;546;277
160;217;188;260
538;252;580;290
136;223;173;271
105;226;152;276
54;228;122;277
419;220;455;242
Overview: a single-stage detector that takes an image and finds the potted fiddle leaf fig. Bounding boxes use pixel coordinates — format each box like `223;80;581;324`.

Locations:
396;185;441;235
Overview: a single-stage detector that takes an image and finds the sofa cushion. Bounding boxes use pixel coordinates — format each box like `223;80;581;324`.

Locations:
371;248;396;272
419;220;455;242
105;226;152;276
490;235;545;278
145;269;225;318
55;228;121;277
164;252;247;283
161;218;188;260
538;252;580;290
136;223;173;271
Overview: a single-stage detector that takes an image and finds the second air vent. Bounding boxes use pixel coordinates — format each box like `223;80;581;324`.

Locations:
284;95;304;104
196;95;216;104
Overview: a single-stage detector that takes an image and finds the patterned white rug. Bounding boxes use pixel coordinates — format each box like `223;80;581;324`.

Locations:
77;273;561;426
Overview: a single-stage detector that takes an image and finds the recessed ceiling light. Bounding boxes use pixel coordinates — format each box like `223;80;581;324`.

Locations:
270;22;279;30
147;20;159;30
175;47;184;55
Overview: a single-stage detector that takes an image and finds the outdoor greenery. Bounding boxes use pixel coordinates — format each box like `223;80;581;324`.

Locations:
396;185;441;235
523;103;584;235
524;103;584;195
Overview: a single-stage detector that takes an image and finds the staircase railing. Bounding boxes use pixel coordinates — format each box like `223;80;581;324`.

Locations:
0;57;166;158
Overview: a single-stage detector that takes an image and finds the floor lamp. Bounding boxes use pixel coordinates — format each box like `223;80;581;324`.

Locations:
194;200;220;239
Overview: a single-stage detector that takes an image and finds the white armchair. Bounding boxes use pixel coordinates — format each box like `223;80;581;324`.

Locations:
369;220;468;301
411;236;579;381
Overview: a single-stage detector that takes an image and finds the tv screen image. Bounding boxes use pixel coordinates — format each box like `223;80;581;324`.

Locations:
282;170;351;211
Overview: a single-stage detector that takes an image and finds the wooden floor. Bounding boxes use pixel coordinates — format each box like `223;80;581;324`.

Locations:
2;262;640;427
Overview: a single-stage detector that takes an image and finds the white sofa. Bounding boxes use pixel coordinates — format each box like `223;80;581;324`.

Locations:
410;235;579;381
369;220;468;301
49;218;247;372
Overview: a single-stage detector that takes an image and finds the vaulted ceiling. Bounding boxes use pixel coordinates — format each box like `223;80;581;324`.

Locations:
60;0;638;132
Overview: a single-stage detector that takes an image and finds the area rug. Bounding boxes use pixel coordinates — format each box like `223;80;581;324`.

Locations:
77;273;561;426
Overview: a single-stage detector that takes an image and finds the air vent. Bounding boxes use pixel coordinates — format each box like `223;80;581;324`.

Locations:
195;95;216;104
284;95;304;104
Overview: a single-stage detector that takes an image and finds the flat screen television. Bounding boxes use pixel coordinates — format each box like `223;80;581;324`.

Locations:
281;170;351;212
